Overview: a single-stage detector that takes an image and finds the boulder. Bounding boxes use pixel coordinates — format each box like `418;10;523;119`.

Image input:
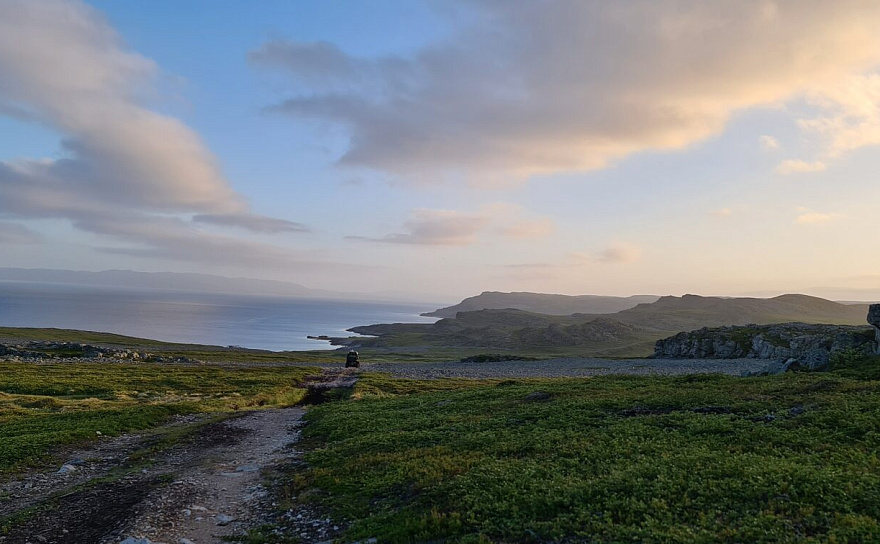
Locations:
654;322;876;368
869;304;880;354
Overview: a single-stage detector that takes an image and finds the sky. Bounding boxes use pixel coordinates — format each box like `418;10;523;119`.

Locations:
0;0;879;301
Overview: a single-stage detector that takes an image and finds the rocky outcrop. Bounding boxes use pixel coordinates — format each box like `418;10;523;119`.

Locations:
0;341;203;364
869;304;880;355
653;323;876;371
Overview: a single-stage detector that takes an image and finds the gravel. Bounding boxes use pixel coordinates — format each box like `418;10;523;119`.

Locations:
312;358;774;380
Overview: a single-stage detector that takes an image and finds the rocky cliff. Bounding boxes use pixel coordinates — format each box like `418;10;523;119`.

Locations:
869;304;880;354
653;323;876;370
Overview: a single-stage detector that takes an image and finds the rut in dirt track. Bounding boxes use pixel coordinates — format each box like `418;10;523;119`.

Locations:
1;368;361;544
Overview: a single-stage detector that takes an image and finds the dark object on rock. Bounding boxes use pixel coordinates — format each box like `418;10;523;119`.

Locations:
869;304;880;354
523;391;553;402
345;350;360;368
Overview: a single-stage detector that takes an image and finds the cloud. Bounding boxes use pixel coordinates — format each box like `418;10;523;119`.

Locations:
348;203;553;246
254;1;880;182
572;243;642;265
759;135;779;150
88;215;315;267
0;0;243;213
0;222;41;244
192;214;310;233
0;0;309;268
348;209;488;246
776;160;827;174
789;74;880;165
498;218;555;239
795;210;840;225
596;244;642;264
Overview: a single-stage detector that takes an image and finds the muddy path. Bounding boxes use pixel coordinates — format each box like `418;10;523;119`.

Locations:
1;369;359;544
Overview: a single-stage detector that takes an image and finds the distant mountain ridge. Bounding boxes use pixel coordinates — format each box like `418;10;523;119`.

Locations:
423;291;661;318
345;293;873;357
0;268;412;301
612;294;870;330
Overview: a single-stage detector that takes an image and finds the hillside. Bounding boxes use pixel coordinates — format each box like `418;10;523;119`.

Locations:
343;293;873;357
613;294;870;331
350;309;654;356
423;291;660;318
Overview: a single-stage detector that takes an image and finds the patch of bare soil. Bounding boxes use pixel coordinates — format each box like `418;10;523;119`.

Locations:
0;407;337;544
1;369;361;544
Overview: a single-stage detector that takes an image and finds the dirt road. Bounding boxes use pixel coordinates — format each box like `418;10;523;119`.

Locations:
0;407;342;544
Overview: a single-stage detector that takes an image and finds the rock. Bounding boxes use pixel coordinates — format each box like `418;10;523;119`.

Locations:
801;349;831;371
523;391;552;402
215;514;234;526
746;358;797;376
120;538;152;544
180;539;196;544
869;304;880;354
654;322;876;367
56;464;77;475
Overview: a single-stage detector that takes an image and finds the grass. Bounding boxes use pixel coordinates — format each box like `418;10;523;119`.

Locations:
295;357;880;543
0;326;598;363
0;362;317;472
5;325;880;542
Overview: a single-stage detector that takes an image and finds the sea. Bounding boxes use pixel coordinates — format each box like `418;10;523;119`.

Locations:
0;281;440;351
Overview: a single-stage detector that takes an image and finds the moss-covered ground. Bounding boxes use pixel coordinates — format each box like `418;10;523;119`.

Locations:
4;325;880;543
295;357;880;543
0;362;316;472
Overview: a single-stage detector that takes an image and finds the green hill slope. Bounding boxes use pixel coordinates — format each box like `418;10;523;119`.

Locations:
345;294;872;358
614;294;869;331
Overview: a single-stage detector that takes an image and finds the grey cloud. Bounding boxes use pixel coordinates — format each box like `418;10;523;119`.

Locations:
0;0;311;267
348;204;553;246
256;0;880;181
193;214;310;234
90;216;314;268
250;41;361;87
0;102;37;122
348;209;488;246
0;0;244;213
0;163;316;269
0;222;41;244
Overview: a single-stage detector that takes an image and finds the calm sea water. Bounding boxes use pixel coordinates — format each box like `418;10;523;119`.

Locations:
0;282;439;351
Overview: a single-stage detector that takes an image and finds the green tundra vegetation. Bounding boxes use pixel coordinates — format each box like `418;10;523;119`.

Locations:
3;326;880;543
0;362;316;472
295;355;880;543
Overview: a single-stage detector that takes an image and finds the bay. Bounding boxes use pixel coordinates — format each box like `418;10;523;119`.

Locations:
0;281;438;351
